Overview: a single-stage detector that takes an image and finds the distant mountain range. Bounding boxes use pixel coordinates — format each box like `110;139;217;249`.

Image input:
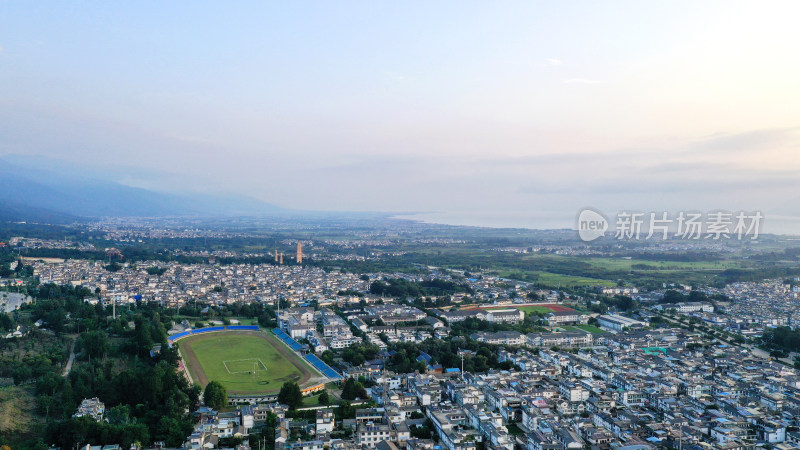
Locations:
0;157;286;221
0;198;82;224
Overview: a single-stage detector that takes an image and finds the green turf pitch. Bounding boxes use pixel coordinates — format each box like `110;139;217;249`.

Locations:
186;333;305;393
224;358;267;374
509;305;555;315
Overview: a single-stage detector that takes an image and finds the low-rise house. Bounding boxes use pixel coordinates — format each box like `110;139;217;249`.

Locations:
470;331;524;346
73;397;105;422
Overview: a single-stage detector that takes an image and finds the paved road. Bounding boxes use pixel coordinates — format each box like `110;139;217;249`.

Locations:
62;337;77;377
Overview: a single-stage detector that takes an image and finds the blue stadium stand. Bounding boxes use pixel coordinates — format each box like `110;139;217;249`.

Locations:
194;326;225;334
168;331;191;342
272;329;341;378
168;325;259;347
272;328;304;351
304;354;343;380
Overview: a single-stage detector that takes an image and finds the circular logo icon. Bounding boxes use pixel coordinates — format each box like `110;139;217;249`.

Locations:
577;208;608;241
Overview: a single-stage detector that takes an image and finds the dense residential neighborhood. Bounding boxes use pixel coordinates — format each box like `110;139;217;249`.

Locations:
9;260;799;449
3;228;800;450
26;258;554;311
175;324;800;450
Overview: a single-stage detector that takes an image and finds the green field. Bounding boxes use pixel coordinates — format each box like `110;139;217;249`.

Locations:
339;239;766;288
302;392;326;407
234;317;260;325
180;332;310;394
581;257;740;271
497;269;616;287
502;255;750;287
514;305;556;315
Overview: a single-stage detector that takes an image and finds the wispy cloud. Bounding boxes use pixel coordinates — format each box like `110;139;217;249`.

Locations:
475;127;800;170
694;127;800;154
544;58;562;67
562;77;603;84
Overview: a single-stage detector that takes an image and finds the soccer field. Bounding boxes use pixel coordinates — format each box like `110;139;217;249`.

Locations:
179;331;312;394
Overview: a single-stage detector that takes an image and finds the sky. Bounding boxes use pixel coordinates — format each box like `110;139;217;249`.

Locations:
1;1;800;229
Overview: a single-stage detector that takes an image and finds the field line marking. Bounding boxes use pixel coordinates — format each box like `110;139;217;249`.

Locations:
223;358;268;374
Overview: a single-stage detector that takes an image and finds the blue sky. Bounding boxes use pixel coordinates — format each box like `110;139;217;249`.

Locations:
1;1;799;228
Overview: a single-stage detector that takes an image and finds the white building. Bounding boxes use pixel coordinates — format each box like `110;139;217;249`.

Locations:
596;314;648;331
486;309;524;324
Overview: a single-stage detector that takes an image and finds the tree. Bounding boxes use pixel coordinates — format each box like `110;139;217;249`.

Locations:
341;378;356;400
38;395;55;418
0;313;14;331
340;377;367;401
613;295;635;311
410;419;435;439
133;317;154;353
79;330;109;361
321;350;336;366
278;381;303;409
146;266;167;276
318;390;330;405
247;412;278;449
661;290;686;304
204;381;227;410
335;400;355;420
107;404;132;425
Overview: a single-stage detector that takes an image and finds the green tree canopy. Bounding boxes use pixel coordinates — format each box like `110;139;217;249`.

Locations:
278;381;303;410
340;378;368;401
204;381;227;410
79;330;109;361
318;390;330;405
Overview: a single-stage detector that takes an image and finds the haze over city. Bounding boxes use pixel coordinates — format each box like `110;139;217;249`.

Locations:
2;1;800;230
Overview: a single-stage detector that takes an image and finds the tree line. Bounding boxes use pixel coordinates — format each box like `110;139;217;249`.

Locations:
369;277;473;298
0;286;201;449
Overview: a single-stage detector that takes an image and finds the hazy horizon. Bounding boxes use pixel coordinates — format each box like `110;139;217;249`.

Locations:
2;2;800;224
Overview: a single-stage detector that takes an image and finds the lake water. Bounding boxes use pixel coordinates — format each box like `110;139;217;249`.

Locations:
393;211;800;236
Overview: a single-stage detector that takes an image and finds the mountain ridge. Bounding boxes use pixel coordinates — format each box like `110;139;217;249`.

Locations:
0;157;287;219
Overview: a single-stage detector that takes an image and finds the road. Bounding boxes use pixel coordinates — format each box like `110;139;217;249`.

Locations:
62;336;77;377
